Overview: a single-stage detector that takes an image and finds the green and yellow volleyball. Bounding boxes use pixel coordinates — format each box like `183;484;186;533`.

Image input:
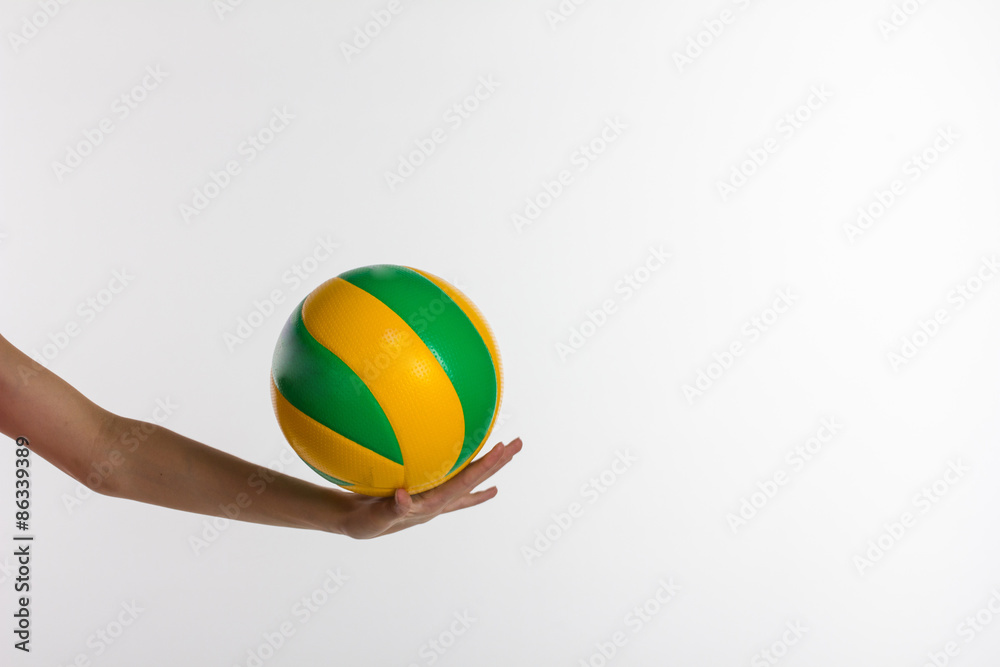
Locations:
269;264;503;496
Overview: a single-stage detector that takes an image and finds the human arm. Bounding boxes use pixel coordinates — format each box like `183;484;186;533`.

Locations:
0;332;521;539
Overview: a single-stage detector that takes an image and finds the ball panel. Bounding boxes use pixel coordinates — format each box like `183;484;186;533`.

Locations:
340;265;499;476
407;266;504;471
407;266;503;405
303;276;465;491
299;457;353;488
270;376;404;492
272;298;403;465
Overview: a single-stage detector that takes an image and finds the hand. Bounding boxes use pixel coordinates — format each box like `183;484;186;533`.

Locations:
0;330;523;539
336;436;523;539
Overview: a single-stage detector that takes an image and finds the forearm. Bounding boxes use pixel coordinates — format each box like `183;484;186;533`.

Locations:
96;414;351;534
2;333;517;541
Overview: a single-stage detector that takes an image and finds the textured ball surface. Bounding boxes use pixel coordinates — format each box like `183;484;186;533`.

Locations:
270;264;503;496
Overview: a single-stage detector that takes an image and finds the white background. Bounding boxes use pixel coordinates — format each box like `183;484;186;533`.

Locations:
2;1;1000;665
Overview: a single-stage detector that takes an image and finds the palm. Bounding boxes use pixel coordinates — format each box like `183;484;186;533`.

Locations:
339;437;522;539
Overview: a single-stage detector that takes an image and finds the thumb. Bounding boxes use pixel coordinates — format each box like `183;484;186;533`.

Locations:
391;488;413;519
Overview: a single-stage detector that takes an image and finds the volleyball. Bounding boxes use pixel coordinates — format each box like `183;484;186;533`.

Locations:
270;264;503;496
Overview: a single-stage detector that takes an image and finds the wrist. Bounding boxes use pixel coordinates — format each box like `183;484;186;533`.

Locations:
298;484;352;535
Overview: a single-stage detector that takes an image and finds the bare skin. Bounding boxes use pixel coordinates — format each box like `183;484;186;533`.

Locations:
0;332;521;539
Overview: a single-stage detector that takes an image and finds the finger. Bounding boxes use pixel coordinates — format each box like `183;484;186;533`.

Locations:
371;488;412;531
456;437;521;492
416;442;504;506
462;442;506;482
393;488;413;517
407;486;498;524
441;486;498;513
495;436;522;467
362;489;414;538
376;439;520;534
408;437;522;511
462;437;521;485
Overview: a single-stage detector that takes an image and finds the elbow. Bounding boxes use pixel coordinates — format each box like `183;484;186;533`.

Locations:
79;463;123;497
76;411;130;498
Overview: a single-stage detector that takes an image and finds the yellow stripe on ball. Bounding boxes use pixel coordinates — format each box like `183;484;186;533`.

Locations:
301;277;465;492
